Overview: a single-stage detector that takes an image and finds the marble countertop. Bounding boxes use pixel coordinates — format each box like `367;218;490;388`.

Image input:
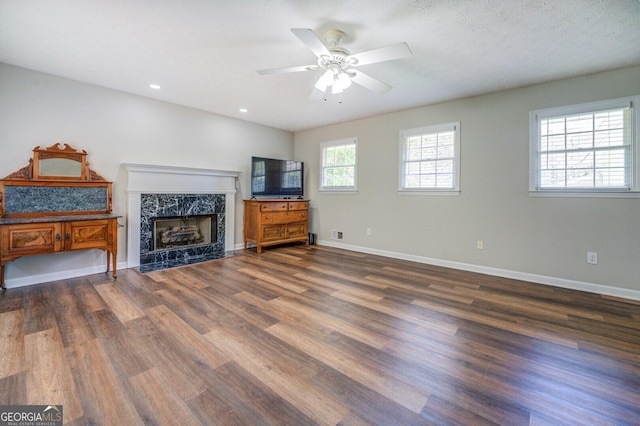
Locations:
0;214;122;225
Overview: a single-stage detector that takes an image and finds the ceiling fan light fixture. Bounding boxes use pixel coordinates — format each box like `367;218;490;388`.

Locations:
322;69;334;84
256;28;412;98
337;72;352;89
330;71;351;94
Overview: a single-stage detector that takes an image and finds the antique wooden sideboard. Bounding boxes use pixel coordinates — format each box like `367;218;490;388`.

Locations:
0;143;120;290
243;199;309;253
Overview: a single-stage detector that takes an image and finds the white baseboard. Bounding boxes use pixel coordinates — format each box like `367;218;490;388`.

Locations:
4;261;128;289
317;240;640;302
7;242;639;303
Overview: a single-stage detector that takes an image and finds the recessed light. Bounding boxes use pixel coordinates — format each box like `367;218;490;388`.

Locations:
149;84;161;90
239;108;248;113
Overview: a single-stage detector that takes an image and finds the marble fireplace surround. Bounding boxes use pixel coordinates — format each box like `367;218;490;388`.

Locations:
124;163;240;269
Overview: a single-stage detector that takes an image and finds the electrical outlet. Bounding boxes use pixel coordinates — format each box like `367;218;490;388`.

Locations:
366;228;372;236
587;252;598;265
331;230;344;240
337;231;343;240
476;240;484;250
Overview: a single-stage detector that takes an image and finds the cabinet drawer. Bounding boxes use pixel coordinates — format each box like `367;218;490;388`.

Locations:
261;224;285;241
286;222;307;238
261;211;289;224
260;202;289;212
67;220;112;250
261;210;308;224
288;201;309;211
288;210;308;221
2;223;62;255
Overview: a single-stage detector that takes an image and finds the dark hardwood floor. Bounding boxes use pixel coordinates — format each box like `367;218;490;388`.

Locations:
1;245;639;425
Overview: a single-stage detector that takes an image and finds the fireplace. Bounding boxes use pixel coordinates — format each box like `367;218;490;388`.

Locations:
138;193;225;272
153;214;217;251
124;163;240;272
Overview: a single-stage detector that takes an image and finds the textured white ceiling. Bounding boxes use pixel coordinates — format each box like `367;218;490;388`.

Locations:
1;0;639;132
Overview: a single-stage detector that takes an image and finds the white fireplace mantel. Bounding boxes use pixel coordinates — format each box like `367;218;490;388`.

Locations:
123;163;241;268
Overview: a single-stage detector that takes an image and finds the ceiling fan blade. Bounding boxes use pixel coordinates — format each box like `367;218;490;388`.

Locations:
348;42;412;66
291;28;331;58
309;74;328;100
350;70;392;94
257;64;320;75
310;87;326;100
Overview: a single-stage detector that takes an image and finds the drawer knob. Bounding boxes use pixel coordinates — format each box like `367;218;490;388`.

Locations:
65;233;70;240
55;233;61;241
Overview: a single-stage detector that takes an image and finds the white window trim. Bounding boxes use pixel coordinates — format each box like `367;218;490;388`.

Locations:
398;121;461;195
529;95;640;198
319;137;358;192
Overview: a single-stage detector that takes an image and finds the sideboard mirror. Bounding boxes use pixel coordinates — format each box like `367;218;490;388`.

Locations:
33;143;89;180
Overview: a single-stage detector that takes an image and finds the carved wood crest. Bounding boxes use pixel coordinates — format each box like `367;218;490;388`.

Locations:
3;143;106;181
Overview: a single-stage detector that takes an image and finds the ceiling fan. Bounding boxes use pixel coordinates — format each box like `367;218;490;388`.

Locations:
257;28;412;99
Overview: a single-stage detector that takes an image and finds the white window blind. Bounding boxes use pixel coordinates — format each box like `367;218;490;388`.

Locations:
539;108;630;188
530;96;639;195
399;122;460;193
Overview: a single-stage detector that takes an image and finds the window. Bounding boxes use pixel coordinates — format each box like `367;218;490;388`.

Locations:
399;122;460;194
320;137;357;191
530;96;639;196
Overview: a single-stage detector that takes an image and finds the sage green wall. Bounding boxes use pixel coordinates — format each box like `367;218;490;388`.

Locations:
295;66;640;298
0;63;294;287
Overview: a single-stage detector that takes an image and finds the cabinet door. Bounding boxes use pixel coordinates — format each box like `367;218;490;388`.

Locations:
1;223;63;256
65;220;113;251
286;221;307;238
261;224;286;241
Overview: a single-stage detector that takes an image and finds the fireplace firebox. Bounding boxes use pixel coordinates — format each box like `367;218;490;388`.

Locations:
153;215;217;251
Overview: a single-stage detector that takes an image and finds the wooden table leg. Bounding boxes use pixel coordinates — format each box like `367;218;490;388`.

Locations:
0;263;6;291
106;251;111;273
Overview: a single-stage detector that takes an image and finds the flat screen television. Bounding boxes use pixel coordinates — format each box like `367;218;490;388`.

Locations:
251;156;304;198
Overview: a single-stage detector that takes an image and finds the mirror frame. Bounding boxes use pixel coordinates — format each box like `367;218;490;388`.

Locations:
32;143;89;180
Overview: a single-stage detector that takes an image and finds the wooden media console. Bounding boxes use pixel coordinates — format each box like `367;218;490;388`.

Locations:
243;199;309;253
